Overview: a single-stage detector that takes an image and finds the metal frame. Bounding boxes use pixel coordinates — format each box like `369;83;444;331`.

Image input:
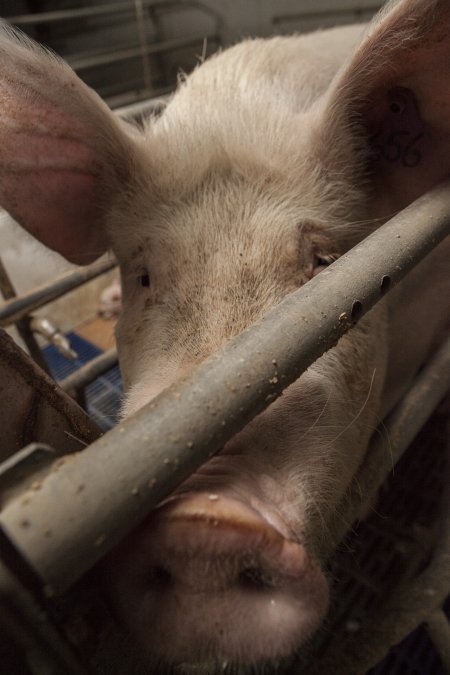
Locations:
0;92;171;403
310;435;450;675
5;1;222;108
0;96;169;402
0;258;117;328
273;2;383;28
0;181;449;589
0;258;50;374
0;94;169;398
0;126;449;675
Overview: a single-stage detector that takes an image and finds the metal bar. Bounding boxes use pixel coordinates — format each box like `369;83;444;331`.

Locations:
0;95;160;334
59;348;118;394
325;333;450;557
7;1;167;26
0;329;102;461
425;610;450;674
108;86;171;111
0;258;117;328
0;258;50;373
0;91;170;328
0;258;16;298
9;318;51;374
0;559;88;675
134;0;153;93
273;3;382;25
114;94;169;119
67;34;218;72
308;441;450;675
7;0;222;27
0;181;449;594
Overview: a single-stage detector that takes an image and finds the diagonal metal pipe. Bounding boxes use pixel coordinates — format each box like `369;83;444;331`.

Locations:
0;258;117;328
1;181;449;595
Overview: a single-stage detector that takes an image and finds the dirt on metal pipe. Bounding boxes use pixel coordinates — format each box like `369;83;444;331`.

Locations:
1;182;450;594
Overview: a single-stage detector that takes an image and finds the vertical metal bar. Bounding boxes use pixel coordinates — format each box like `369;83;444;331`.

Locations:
59;348;118;396
147;3;168;86
0;258;50;374
0;554;89;675
307;446;450;675
134;0;153;93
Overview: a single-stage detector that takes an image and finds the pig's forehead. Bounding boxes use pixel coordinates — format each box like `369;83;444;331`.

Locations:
144;112;317;200
128;36;362;229
133;111;360;250
112;169;331;261
140;61;328;202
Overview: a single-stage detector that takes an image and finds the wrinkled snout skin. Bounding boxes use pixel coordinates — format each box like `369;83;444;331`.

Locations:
0;1;449;673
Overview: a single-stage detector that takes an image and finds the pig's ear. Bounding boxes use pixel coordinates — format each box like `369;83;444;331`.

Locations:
322;0;450;217
0;23;137;264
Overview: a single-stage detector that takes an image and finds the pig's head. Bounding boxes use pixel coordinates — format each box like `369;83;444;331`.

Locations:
1;1;450;671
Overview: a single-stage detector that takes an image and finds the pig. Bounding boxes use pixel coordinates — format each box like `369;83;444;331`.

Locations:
98;274;122;319
0;0;449;672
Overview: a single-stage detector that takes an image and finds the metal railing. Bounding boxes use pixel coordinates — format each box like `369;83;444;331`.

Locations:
4;1;222;107
0;258;117;329
0;95;169;396
1;182;449;595
0;112;449;675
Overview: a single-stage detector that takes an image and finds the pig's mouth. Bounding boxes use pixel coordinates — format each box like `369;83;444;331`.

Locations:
103;492;330;672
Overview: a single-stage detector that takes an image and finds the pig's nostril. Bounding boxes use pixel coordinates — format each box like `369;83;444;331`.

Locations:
149;564;172;588
238;566;273;591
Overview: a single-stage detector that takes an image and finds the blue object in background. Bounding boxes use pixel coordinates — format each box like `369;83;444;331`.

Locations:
42;332;122;431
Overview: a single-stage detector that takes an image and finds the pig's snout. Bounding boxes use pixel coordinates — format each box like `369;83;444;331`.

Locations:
104;494;329;669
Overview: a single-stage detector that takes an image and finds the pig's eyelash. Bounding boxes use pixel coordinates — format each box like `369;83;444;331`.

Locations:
314;253;339;267
310;252;340;278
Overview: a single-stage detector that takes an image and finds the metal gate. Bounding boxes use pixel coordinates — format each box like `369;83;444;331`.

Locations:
0;158;449;672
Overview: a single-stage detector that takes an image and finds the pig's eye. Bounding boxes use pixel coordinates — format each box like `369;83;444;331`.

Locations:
312;253;338;276
315;254;337;266
137;272;151;288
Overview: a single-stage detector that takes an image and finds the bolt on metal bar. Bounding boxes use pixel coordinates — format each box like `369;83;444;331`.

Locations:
67;34;219;72
0;181;449;595
0;258;117;328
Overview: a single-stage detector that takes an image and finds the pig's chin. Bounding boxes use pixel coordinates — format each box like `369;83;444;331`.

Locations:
102;493;329;672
